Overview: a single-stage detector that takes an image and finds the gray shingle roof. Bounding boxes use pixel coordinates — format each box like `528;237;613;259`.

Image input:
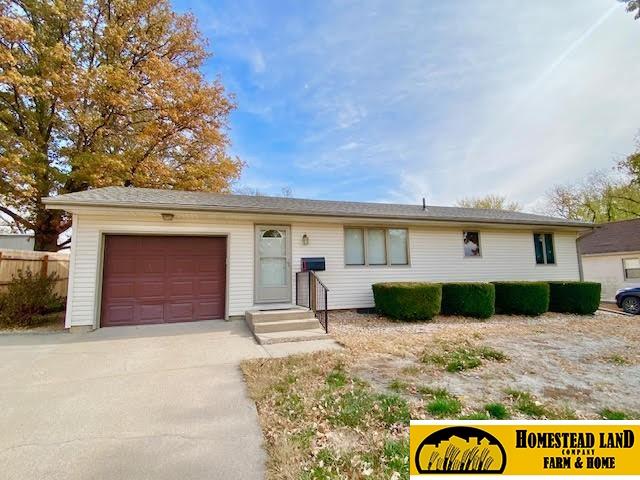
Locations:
43;186;590;228
578;218;640;254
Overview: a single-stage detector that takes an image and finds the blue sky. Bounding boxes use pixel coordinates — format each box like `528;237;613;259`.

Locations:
171;0;640;210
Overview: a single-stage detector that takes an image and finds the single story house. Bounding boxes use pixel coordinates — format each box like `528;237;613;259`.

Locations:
578;218;640;301
43;186;590;330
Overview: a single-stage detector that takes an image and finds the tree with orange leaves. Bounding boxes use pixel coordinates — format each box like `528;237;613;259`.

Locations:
0;0;242;250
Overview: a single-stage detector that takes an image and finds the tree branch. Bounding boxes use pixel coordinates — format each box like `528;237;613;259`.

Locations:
616;206;640;217
0;206;36;230
57;237;72;249
610;194;640;206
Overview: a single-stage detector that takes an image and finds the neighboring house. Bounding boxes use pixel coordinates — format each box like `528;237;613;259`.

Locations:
578;218;640;301
0;234;34;251
43;186;590;330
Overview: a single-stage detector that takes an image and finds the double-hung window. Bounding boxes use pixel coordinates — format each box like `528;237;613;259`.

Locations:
344;227;408;266
533;233;555;265
623;259;640;279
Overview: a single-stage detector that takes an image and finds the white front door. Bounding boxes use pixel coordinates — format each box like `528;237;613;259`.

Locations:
255;225;291;303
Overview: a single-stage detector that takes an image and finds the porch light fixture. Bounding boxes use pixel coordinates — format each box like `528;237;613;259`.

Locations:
302;233;309;245
161;213;174;221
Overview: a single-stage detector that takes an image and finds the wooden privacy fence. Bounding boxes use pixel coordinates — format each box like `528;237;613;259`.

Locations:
0;249;70;298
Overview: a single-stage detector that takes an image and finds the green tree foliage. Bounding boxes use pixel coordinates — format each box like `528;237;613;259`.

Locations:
620;142;640;185
0;0;242;250
455;194;522;211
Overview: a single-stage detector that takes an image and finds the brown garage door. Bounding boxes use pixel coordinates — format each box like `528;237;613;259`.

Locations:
101;235;226;327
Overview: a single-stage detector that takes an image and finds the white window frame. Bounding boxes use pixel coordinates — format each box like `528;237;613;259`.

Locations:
622;258;640;280
533;232;556;266
344;226;410;267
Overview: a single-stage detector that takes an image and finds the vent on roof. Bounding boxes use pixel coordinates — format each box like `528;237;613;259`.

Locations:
422;197;426;211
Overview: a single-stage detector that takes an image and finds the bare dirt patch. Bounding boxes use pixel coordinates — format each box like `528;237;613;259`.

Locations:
242;310;640;479
333;310;640;416
0;311;65;334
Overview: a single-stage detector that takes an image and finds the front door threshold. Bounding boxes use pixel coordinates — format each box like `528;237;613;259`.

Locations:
251;303;303;311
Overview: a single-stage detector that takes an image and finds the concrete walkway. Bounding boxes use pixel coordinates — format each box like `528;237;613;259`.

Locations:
0;320;340;480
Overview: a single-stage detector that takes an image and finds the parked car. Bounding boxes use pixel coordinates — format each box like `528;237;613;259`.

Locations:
615;286;640;315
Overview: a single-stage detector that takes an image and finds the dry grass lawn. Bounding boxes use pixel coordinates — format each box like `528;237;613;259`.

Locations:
241;310;640;479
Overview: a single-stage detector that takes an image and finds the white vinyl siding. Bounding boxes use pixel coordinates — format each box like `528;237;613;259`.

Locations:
65;208;582;327
292;224;580;310
582;252;640;301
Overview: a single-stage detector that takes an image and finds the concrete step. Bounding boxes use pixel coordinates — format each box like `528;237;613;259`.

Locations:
254;328;331;345
251;318;322;334
246;308;314;324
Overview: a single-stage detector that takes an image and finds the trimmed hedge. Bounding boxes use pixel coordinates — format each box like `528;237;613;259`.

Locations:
372;282;442;321
492;281;549;316
548;281;601;314
441;282;495;319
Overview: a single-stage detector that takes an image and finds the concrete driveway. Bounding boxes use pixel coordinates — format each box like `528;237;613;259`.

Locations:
0;320;277;480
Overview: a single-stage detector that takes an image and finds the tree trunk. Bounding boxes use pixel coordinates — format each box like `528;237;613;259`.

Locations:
33;209;63;251
34;229;60;251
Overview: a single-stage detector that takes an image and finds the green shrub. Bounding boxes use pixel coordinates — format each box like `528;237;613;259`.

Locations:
492;281;549;316
548;281;601;314
0;270;65;328
441;282;495;319
372;282;442;321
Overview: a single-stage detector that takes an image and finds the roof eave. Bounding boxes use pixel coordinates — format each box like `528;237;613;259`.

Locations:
42;198;593;229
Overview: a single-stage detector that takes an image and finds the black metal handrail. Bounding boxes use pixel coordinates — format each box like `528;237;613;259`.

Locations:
295;270;329;333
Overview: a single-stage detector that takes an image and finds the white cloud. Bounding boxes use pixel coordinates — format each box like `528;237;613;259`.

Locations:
299;1;640;207
208;0;640;208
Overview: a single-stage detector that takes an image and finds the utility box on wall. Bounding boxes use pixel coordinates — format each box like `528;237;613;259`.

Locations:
301;257;326;272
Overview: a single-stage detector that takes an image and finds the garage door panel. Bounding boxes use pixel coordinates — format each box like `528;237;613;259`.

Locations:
104;281;134;299
139;236;172;253
167;303;194;322
137;256;166;274
109;236;138;253
139;303;165;322
197;301;224;319
169;280;194;297
106;256;137;275
199;279;223;294
198;257;225;273
169;257;198;274
135;281;165;299
101;236;226;327
105;305;135;324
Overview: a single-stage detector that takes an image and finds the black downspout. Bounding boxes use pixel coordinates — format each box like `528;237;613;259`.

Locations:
576;234;584;281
